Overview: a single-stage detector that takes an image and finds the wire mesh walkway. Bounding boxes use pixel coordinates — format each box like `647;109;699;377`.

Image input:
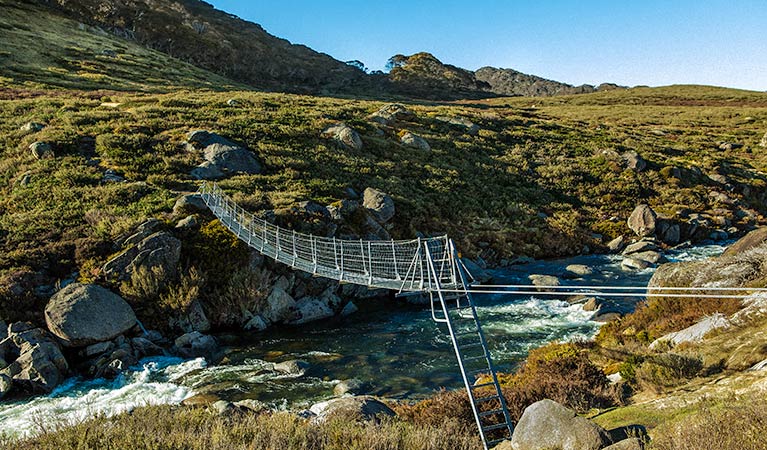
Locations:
198;182;459;292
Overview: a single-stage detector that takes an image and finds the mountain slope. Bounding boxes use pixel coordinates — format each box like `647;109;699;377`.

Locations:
39;0;365;93
0;0;241;92
384;52;493;99
475;66;599;97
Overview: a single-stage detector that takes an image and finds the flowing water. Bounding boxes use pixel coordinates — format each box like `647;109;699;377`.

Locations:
0;243;727;438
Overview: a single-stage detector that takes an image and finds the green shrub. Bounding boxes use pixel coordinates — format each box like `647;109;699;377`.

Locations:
636;353;703;393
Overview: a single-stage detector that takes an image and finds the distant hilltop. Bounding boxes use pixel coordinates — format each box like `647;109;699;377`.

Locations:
16;0;624;99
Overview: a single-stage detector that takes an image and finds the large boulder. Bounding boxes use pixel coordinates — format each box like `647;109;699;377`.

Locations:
362;188;395;223
323;123;363;151
627;204;657;237
103;231;182;281
187;131;262;179
287;297;334;325
174;331;218;360
0;323;69;394
400;131;430;151
29;141;54;159
649;313;729;349
723;227;767;257
202;143;262;174
45;283;137;347
262;286;297;323
173;194;208;215
511;399;612;450
310;396;395;423
369;104;415;125
462;258;492;283
622;240;658;255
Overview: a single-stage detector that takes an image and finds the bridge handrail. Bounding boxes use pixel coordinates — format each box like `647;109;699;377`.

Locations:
198;182;457;292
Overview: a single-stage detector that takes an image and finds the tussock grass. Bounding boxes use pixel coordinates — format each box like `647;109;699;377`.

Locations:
3;406;482;450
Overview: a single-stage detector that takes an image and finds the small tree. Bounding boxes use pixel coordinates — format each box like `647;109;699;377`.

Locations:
344;60;368;73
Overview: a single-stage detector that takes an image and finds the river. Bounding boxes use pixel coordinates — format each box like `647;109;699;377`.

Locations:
0;243;727;438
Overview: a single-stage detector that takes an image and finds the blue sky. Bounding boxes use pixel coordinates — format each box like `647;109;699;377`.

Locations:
209;0;767;91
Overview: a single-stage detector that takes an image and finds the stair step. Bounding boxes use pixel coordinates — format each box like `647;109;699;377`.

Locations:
468;368;490;377
471;381;496;389
483;423;511;432
459;342;483;350
487;438;511;447
479;408;505;418
462;354;487;363
474;394;500;403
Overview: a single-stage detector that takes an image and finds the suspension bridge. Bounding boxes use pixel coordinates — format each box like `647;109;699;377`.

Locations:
198;182;764;449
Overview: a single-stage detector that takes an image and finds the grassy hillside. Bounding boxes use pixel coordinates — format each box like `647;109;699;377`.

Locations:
0;0;241;92
1;85;766;323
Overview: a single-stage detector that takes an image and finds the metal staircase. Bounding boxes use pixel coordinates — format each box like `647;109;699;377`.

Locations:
423;240;514;449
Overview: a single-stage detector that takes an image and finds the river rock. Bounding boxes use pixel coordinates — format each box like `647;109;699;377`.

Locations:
564;264;593;278
262;286;297;323
582;297;603;312
273;359;309;375
1;324;69;394
462;258;492;283
174;331;217;360
607;235;626;253
310;396;395;423
182;393;221;407
621;257;652;270
29;141;54;159
435;116;480;135
103;231;182;281
510;399;611;450
288;297;334;325
622;240;658;255
529;274;560;289
243;314;268;331
131;337;163;357
369;104;414;125
45;283;137;347
334;378;365;396
169;299;210;333
323;123;363;151
0;374;11;400
400;131;430;151
340;301;359;316
363;187;395;223
630;251;665;265
649;313;729;349
659;222;681;245
83;341;113;357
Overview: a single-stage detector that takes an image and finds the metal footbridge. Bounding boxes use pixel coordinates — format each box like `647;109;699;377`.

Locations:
198;182;767;449
198;182;515;448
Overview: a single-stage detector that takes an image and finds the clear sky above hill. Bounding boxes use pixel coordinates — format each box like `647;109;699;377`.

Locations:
209;0;766;91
